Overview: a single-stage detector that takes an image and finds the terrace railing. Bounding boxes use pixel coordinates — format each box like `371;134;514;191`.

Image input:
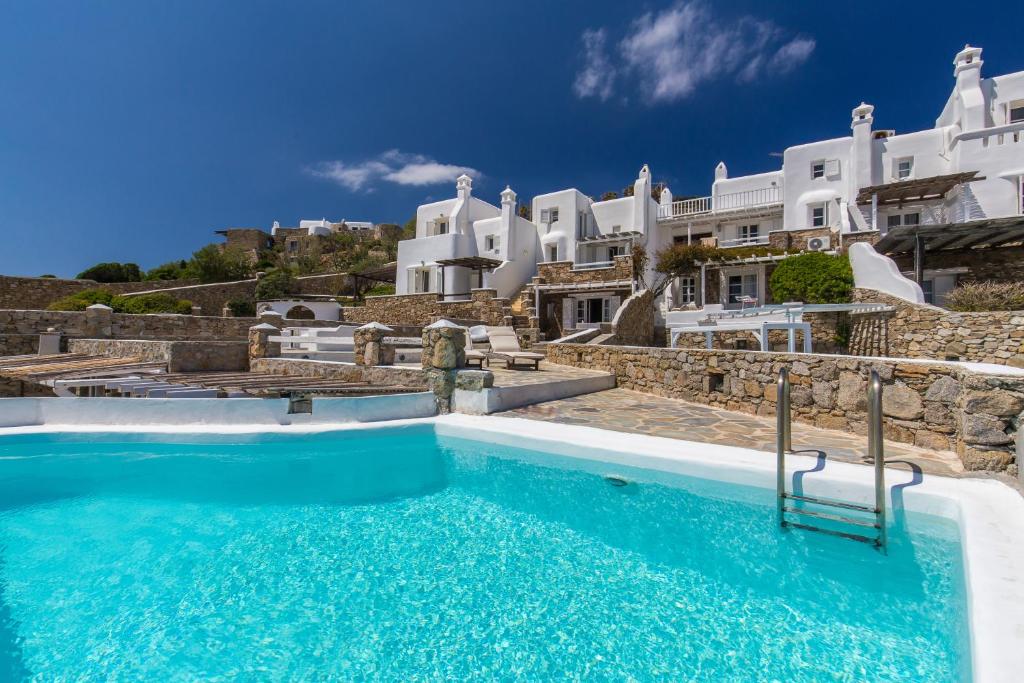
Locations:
658;185;783;220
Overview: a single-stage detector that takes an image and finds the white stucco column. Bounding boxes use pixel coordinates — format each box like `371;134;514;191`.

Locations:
501;185;517;261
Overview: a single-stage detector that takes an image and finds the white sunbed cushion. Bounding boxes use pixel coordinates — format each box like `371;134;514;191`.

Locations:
468;325;489;342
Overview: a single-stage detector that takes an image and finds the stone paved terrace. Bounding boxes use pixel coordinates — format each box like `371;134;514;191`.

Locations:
501;388;964;477
486;361;613;387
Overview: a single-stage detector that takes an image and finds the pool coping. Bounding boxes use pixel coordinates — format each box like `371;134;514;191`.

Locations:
1;414;1021;681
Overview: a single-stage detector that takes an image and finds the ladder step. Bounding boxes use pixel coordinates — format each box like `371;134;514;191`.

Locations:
782;520;881;546
783;492;877;514
782;506;880;529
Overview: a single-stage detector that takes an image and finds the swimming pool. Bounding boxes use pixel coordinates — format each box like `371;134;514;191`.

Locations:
0;417;1020;681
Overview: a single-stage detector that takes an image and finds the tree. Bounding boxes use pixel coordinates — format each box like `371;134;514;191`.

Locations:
76;262;142;282
185;244;251;283
646;242;724;295
145;260;189;281
769;252;853;304
400;217;417;240
600;191;619;201
254;268;298;301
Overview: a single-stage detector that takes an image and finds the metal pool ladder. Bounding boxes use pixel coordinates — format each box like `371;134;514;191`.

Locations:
776;367;887;550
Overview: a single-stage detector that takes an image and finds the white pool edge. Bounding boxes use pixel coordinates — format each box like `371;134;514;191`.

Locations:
1;413;1021;681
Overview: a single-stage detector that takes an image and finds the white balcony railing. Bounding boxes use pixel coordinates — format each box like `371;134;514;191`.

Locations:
719;234;771;248
658;185;783;220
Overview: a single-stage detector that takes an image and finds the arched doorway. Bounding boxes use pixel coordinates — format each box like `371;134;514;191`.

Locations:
285;305;316;320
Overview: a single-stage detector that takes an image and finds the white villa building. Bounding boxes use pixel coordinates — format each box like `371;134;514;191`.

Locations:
395;45;1024;335
657;44;1024;309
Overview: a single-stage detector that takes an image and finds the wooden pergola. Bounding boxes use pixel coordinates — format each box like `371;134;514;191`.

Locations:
873;216;1024;283
349;261;397;301
855;171;983;206
434;256;502;298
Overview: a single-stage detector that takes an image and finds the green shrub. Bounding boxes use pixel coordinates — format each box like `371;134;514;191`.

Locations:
76;262;142;283
364;283;395;297
47;289;192;314
145;260;189;281
185;244;252;283
47;289;116;311
115;293;193;315
227;299;257;317
254;269;298;300
945;281;1024;312
769;252;853;304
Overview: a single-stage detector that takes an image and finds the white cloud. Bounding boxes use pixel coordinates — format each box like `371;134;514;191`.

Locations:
308;150;479;192
573;28;615;101
573;2;815;103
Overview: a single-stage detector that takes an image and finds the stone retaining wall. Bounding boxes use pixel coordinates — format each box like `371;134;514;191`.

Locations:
337;289;513;327
69;338;249;372
0;274;203;310
250;358;427;389
852;289;1024;367
547;343;1024;472
610;290;655;346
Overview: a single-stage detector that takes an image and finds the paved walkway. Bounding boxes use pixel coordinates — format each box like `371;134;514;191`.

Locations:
486;361;612;388
500;388;963;476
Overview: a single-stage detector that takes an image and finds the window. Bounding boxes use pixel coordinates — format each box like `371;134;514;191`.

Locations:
811;161;825;179
432;219;448;235
887;212;921;228
608;245;623;259
547;245;558;261
728;274;758;304
484;235;499;252
738;224;760;241
678;276;696;304
895;157;914;180
612;225;621;233
1010;102;1024;123
550;208;559;223
408;267;434;294
286;240;298;253
810;203;828;228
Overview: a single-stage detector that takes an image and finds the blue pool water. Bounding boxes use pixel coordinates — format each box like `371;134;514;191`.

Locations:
0;427;969;680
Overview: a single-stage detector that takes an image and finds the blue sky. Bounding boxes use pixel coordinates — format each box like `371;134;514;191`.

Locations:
1;1;1022;277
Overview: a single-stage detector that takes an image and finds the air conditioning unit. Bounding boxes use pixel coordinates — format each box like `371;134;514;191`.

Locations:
807;236;831;251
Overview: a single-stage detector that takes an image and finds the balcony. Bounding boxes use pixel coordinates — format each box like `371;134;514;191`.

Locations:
658;185;783;221
719;234;771;248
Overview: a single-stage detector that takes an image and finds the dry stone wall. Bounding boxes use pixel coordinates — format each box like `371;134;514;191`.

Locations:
852;289;1024;367
68;338;249;372
0;275;202;310
547;343;1024;472
339;289;513;327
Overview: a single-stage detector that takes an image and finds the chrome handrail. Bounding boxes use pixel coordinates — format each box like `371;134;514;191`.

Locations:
868;369;887;549
776;367;792;521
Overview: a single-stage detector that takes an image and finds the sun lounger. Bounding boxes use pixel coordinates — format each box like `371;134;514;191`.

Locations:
485;327;545;370
462;327;487;368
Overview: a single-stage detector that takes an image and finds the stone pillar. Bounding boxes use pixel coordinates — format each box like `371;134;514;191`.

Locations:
84;303;113;338
38;327;61;355
248;323;280;362
422;319;467;414
354;322;395;366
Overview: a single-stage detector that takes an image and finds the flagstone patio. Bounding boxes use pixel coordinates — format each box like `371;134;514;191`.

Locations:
500;388;964;476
